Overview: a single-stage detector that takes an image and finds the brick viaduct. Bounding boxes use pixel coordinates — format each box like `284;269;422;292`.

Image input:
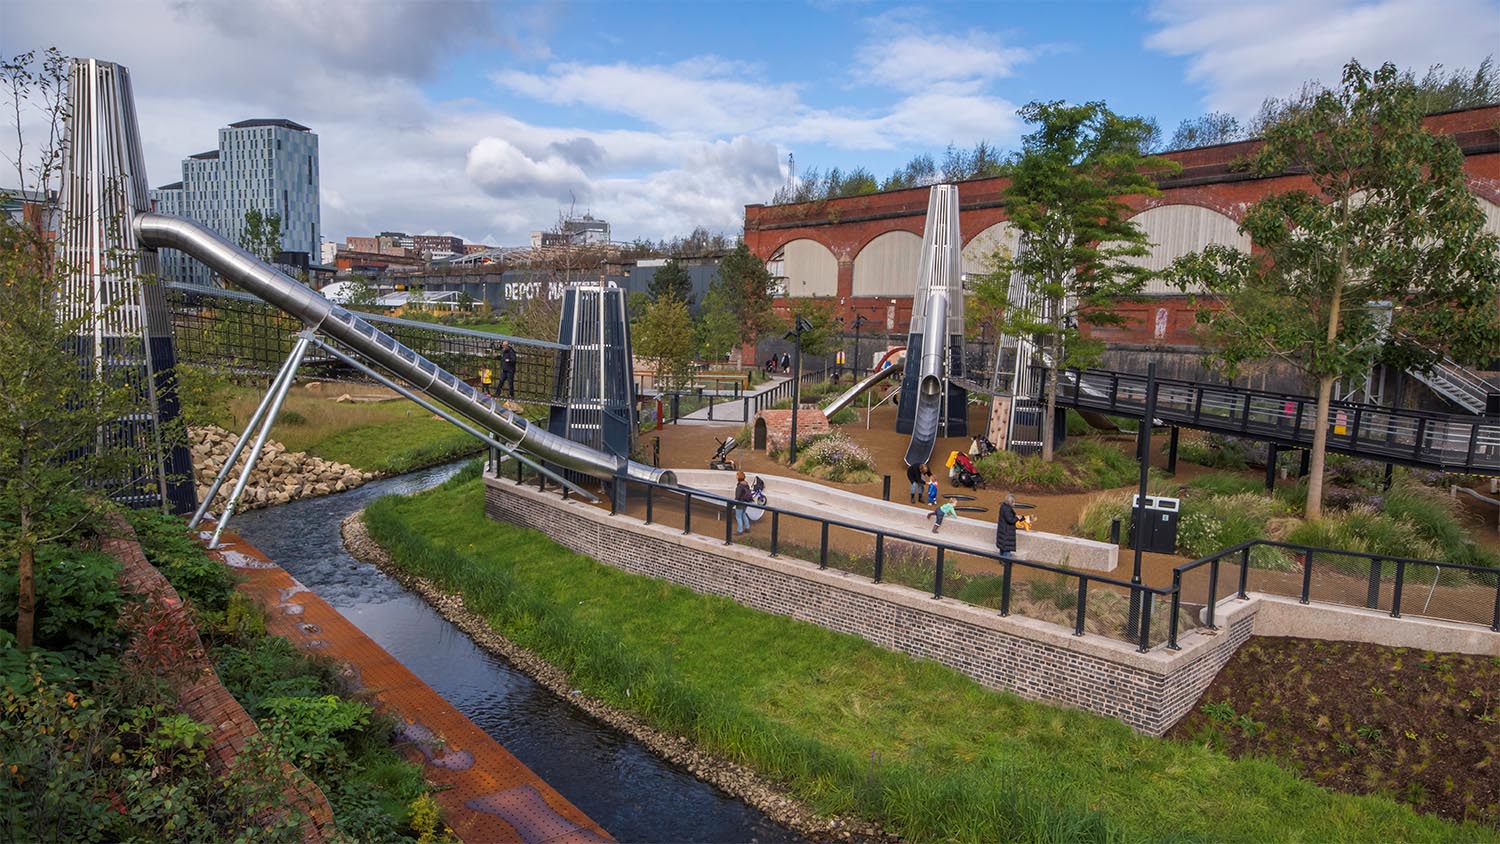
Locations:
743;106;1500;354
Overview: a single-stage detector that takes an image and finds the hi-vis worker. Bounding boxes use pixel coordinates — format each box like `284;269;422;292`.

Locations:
480;366;494;396
835;349;846;381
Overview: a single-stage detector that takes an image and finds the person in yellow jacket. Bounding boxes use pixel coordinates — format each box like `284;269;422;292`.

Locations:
480;365;494;396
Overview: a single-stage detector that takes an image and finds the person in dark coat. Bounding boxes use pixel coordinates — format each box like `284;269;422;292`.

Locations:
996;493;1019;558
498;340;518;397
906;461;924;503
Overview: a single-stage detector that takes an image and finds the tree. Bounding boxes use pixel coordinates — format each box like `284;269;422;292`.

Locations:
993;100;1180;461
633;296;697;390
240;208;283;263
1168;111;1244;149
1173;61;1500;520
2;49;138;649
788;299;839;358
713;243;777;349
696;280;741;361
648;258;692;303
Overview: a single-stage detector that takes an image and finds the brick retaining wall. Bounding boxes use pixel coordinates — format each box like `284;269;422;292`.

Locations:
483;474;1256;735
102;516;335;841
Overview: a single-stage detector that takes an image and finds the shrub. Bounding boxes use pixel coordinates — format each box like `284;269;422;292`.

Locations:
1187;472;1263;497
794;431;877;483
127;510;237;612
1076;494;1131;541
0;547;123;656
1065;439;1138;489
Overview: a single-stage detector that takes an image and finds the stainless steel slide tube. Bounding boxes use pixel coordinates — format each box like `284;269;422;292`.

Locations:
133;213;674;486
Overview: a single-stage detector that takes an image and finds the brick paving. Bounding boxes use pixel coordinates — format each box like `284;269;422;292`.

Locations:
204;526;612;844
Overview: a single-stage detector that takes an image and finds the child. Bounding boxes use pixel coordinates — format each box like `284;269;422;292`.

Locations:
927;500;958;533
926;476;939;505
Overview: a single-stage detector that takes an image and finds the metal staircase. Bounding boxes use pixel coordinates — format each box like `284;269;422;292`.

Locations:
1410;356;1496;415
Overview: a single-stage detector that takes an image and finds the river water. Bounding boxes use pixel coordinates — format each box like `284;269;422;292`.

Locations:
233;462;797;844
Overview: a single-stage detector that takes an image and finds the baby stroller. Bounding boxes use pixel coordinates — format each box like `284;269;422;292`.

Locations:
709;436;739;471
953;452;985;489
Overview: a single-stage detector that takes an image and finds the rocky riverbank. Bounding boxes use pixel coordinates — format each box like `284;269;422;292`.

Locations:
340;511;898;844
192;425;377;512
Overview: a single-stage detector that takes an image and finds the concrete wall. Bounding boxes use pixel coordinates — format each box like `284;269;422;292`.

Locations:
484;473;1255;735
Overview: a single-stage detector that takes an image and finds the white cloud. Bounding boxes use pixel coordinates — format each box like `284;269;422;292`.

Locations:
1;0;1037;248
855;22;1033;92
1146;0;1500;116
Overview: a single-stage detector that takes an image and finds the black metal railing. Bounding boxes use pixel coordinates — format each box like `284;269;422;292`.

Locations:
1169;539;1500;647
636;366;838;427
604;474;1181;652
1051;367;1500;474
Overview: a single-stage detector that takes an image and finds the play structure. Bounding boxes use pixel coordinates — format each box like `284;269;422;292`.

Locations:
59;58;674;545
895;185;968;466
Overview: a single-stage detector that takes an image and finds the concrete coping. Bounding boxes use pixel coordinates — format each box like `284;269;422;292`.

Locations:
670;468;1119;572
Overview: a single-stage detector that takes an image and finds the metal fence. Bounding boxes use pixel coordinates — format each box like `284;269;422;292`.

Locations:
637;366;839;427
496;457;1186;652
1056;367;1500;474
1170;539;1500;644
166;282;565;402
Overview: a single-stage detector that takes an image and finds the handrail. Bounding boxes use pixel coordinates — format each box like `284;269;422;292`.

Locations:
614;473;1176;653
1167;538;1500;645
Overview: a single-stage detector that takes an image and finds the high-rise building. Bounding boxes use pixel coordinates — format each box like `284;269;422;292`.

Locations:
150;118;319;285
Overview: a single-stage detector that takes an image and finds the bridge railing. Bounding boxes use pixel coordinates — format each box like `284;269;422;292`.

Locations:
1054;367;1500;473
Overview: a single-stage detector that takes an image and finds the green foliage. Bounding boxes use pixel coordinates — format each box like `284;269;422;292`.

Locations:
0;547;123;655
976;439;1140;493
787;299;840;358
126;509;237;611
647;258;693;303
363;476;1482;844
1187;472;1264;497
213;635;339;718
995;100;1181;460
259;694;371;774
1171;60;1500;519
239;208;283;263
1171;435;1252;470
793;431;877;483
713;243;777;347
633;295;698;390
696;279;741;360
1169;111;1244;150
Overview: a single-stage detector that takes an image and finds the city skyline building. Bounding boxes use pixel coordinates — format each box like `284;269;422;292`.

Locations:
150;118;320;285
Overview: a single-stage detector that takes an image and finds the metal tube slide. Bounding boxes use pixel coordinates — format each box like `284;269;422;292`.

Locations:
133;212;675;486
821;359;904;420
903;292;948;467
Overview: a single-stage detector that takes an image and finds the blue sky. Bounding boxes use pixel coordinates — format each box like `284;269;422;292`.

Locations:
3;0;1497;246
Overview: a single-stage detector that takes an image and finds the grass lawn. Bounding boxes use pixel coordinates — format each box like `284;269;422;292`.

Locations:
362;467;1490;844
208;385;482;474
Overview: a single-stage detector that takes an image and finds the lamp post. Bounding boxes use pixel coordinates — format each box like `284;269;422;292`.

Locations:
1128;361;1158;639
852;312;869;378
786;313;813;462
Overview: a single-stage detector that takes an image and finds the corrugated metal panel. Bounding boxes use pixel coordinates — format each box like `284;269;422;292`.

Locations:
782;238;838;297
853;230;922;296
1121;204;1249;295
962;222;1020;277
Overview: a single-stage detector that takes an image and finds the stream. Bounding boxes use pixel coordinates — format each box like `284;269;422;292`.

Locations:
232;461;798;843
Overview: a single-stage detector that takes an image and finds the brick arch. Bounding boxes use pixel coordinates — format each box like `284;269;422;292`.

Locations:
771;238;838;297
1123;204;1250;295
961;221;1020;277
852;230;923;297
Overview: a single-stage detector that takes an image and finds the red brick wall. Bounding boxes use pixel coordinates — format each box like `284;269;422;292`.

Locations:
748;105;1500;336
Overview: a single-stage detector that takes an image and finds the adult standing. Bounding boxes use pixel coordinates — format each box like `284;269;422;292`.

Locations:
498;340;517;398
996;493;1020;558
905;461;923;503
779;351;791;374
733;471;752;535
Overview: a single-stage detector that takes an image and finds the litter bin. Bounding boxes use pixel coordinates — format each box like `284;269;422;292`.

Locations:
1128;495;1180;554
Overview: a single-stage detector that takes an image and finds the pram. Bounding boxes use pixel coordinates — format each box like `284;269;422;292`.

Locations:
953;452;985;489
710;436;739;471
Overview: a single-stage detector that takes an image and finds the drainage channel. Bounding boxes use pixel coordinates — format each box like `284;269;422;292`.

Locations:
233;462;798;844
